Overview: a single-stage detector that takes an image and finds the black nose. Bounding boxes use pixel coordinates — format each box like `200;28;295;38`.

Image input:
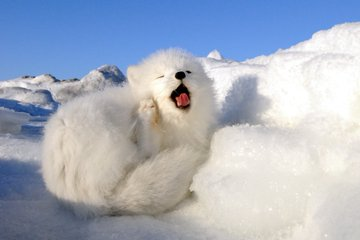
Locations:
175;71;186;80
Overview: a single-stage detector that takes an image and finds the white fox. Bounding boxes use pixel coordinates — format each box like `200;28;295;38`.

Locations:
42;49;216;216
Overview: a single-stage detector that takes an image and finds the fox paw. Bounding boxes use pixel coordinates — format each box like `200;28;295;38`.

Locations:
138;99;159;125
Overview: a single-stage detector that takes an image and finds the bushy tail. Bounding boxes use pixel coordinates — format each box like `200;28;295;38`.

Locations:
109;145;206;215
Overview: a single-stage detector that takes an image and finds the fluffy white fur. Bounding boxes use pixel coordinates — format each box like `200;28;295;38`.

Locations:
42;49;216;216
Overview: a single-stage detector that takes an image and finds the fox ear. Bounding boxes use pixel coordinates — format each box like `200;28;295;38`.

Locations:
127;65;140;87
127;64;150;99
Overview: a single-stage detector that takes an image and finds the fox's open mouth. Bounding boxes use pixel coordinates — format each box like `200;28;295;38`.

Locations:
170;83;191;109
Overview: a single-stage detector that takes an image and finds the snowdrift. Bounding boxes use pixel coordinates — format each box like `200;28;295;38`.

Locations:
1;22;360;240
0;65;125;134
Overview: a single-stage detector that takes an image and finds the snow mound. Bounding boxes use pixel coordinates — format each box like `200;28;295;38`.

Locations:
0;64;126;104
31;74;60;84
203;22;360;128
207;49;224;60
96;64;126;85
191;22;360;239
191;124;360;239
0;98;54;117
52;65;125;103
0;87;58;110
288;22;360;55
0;65;125;134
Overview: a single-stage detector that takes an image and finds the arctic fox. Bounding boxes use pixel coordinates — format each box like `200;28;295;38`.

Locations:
42;49;216;216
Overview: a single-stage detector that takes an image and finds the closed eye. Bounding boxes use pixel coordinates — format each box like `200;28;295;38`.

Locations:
186;71;192;74
156;75;164;79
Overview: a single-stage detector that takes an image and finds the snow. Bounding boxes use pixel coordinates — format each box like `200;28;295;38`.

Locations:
0;108;30;134
207;49;224;60
1;22;360;239
0;64;125;104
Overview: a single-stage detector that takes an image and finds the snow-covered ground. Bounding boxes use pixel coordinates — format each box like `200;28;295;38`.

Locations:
1;22;360;240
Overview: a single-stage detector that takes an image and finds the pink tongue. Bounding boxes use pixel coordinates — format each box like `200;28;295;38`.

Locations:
176;93;190;107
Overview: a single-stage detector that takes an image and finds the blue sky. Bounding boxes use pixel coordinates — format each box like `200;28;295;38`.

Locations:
1;0;360;80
